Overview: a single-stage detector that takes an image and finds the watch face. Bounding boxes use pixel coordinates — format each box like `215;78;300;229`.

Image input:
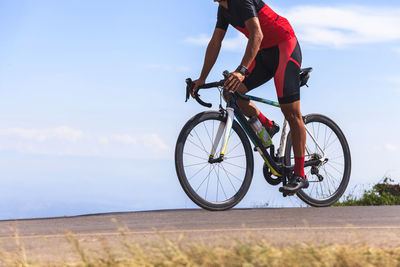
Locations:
241;66;248;75
236;65;248;75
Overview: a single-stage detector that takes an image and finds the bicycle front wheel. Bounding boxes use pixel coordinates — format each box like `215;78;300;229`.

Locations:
175;111;254;211
285;114;351;207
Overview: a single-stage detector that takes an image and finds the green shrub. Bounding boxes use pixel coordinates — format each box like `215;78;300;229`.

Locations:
335;177;400;206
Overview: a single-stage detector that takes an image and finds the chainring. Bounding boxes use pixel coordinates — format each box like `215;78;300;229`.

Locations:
262;162;282;186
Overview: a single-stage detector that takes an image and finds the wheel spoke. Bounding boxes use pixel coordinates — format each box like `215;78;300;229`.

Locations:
193;129;209;156
221;165;242;192
214;166;228;201
203;122;213;147
223;161;246;170
329;160;344;167
325;138;339;152
225;141;242;156
183;152;208;161
211;120;215;151
219;164;237;192
184;162;208;168
329;155;344;161
195;165;215;192
326;162;343;175
324;130;334;151
188;163;209;181
186;139;209;156
220;164;244;183
225;154;246;160
325;168;338;195
323;125;327;151
322;165;341;184
205;167;211;200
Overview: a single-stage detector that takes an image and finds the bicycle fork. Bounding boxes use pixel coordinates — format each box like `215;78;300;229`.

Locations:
208;107;234;163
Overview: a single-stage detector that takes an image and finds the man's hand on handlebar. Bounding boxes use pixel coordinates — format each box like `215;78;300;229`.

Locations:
191;78;206;98
224;71;245;93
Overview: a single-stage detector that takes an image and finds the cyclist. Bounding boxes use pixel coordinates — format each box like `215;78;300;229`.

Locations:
192;0;308;193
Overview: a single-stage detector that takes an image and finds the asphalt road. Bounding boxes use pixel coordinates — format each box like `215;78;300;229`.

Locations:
0;207;399;262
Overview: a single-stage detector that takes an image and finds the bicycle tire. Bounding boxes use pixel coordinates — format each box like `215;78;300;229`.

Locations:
175;111;254;211
285;114;351;207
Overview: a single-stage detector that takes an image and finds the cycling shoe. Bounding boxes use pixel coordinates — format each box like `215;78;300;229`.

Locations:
267;122;280;139
279;175;309;195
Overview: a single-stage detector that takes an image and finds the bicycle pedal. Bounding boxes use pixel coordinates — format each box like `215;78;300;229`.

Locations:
279;187;296;197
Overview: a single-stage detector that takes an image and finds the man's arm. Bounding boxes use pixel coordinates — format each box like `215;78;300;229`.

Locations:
192;28;226;97
241;17;263;69
225;17;263;92
200;28;226;80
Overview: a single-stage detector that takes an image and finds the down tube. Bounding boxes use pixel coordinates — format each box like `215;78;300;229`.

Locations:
234;112;282;176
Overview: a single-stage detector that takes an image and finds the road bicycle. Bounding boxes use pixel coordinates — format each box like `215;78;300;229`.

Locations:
175;69;351;211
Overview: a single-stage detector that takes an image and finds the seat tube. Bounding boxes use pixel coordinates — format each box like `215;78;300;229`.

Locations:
219;107;235;158
277;119;289;158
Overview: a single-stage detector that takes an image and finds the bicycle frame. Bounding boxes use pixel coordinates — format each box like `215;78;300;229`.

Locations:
244;95;327;162
211;92;325;181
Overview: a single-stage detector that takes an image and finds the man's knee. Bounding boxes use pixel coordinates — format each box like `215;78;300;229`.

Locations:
281;102;302;123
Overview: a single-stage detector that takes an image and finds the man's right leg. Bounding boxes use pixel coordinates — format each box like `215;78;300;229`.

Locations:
235;83;258;116
234;84;275;130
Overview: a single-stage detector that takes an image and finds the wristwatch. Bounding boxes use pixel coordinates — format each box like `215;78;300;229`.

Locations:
235;65;249;76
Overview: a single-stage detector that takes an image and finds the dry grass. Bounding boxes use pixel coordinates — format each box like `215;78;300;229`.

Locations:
0;226;399;267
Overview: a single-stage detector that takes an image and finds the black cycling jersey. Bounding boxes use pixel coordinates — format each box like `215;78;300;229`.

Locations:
216;0;265;30
215;0;295;49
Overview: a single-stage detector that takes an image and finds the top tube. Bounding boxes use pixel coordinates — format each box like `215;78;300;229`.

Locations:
242;95;280;108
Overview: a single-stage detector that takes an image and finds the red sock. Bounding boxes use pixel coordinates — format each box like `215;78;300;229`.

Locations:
294;157;306;179
257;112;273;129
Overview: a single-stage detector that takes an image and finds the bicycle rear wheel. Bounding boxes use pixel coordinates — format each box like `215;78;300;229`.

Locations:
285;114;351;207
175;111;254;211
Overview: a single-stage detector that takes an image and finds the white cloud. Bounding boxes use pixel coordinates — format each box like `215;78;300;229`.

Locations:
185;33;247;52
0;126;83;143
0;127;170;158
222;34;247;52
185;34;210;47
186;5;400;50
141;134;169;151
111;134;138;145
282;5;400;48
99;133;169;150
385;144;398;152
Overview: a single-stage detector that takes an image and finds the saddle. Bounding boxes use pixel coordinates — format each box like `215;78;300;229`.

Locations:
300;68;313;87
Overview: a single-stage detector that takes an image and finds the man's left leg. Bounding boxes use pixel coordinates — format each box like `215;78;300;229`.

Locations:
279;100;309;193
280;101;306;178
274;38;308;193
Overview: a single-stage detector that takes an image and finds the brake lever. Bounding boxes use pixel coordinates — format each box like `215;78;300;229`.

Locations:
185;78;194;102
223;70;231;81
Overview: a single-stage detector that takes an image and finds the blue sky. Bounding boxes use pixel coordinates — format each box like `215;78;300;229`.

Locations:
0;0;399;219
